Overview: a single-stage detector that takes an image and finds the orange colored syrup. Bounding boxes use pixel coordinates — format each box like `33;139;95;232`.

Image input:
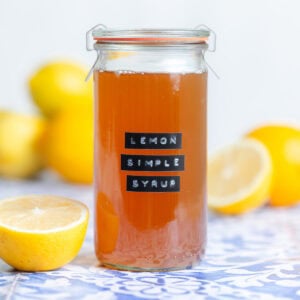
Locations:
94;71;207;270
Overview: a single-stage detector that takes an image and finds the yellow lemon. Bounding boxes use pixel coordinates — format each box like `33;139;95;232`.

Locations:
0;195;89;271
29;61;92;117
0;111;45;179
208;138;272;214
40;105;93;184
247;124;300;206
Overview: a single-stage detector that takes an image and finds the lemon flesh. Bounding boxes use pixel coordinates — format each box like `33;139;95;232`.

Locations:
0;195;89;271
208;139;272;214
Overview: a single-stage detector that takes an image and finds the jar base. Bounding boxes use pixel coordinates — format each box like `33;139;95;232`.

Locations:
100;258;203;272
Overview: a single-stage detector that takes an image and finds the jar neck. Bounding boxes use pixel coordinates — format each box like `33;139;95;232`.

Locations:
93;43;208;73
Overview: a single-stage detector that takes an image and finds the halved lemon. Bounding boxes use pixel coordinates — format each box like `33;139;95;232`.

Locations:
0;195;89;271
208;138;273;214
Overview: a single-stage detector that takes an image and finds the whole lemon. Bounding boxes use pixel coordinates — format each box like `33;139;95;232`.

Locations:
40;104;93;184
247;124;300;206
0;111;45;179
28;61;93;117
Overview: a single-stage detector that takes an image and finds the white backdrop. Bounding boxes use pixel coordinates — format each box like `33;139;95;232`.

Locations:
0;0;300;152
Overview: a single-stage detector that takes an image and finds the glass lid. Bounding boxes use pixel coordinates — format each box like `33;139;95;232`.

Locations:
92;27;210;44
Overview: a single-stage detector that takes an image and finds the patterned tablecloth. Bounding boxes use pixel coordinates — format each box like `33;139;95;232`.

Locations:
0;178;300;300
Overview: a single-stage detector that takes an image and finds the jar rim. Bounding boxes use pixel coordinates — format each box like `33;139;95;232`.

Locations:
92;28;210;44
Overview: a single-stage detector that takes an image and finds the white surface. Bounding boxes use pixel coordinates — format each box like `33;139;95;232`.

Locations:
1;0;300;151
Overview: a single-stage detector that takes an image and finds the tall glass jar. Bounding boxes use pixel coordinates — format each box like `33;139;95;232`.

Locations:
88;26;212;271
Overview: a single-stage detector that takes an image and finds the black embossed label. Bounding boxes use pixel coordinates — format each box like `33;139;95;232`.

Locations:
121;154;185;171
127;176;180;192
125;132;182;149
123;132;183;192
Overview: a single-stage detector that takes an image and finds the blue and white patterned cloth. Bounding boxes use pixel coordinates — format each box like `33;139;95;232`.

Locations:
0;178;300;300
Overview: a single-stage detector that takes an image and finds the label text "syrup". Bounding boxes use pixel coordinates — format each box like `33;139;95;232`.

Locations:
127;176;180;192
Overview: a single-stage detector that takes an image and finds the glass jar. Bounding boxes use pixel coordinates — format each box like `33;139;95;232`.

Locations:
87;25;213;271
